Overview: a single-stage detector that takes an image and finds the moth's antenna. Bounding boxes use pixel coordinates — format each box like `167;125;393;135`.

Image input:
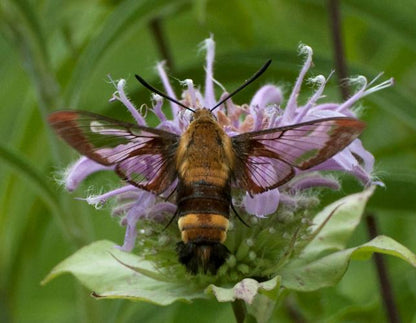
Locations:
210;59;272;112
135;74;195;113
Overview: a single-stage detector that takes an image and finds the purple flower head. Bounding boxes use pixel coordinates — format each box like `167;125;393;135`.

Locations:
63;37;392;253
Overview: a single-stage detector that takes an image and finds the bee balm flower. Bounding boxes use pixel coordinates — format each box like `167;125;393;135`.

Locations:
58;37;391;271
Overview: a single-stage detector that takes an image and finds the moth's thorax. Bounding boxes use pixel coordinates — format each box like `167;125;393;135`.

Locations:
176;108;234;186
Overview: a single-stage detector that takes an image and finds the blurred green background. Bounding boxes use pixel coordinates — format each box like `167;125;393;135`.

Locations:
1;0;416;322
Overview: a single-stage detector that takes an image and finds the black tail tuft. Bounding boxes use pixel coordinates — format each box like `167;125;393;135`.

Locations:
176;242;230;274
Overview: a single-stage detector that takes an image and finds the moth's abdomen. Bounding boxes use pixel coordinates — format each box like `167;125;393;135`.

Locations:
177;182;230;245
176;181;231;274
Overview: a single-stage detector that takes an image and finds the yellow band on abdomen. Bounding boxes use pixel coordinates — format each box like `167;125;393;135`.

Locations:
178;213;229;243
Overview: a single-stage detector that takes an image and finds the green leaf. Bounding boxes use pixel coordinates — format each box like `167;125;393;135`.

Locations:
43;240;283;306
42;240;207;305
281;235;416;292
303;187;375;262
279;188;416;292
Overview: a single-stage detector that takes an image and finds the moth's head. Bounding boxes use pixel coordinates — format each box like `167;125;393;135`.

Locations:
190;108;216;122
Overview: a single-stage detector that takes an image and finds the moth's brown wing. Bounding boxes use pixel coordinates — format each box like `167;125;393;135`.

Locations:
48;110;180;194
231;117;365;194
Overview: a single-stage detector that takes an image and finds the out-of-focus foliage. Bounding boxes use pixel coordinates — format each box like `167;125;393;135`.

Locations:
0;0;415;322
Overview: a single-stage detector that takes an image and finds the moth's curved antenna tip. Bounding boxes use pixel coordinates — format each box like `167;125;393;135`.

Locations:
134;74;195;113
210;59;273;112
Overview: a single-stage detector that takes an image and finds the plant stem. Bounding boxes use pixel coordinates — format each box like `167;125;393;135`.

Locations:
327;0;350;100
149;17;175;71
284;295;307;323
232;299;247;323
366;214;401;323
327;2;401;322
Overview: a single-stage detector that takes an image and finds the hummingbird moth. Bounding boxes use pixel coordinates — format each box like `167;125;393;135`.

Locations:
48;60;365;274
